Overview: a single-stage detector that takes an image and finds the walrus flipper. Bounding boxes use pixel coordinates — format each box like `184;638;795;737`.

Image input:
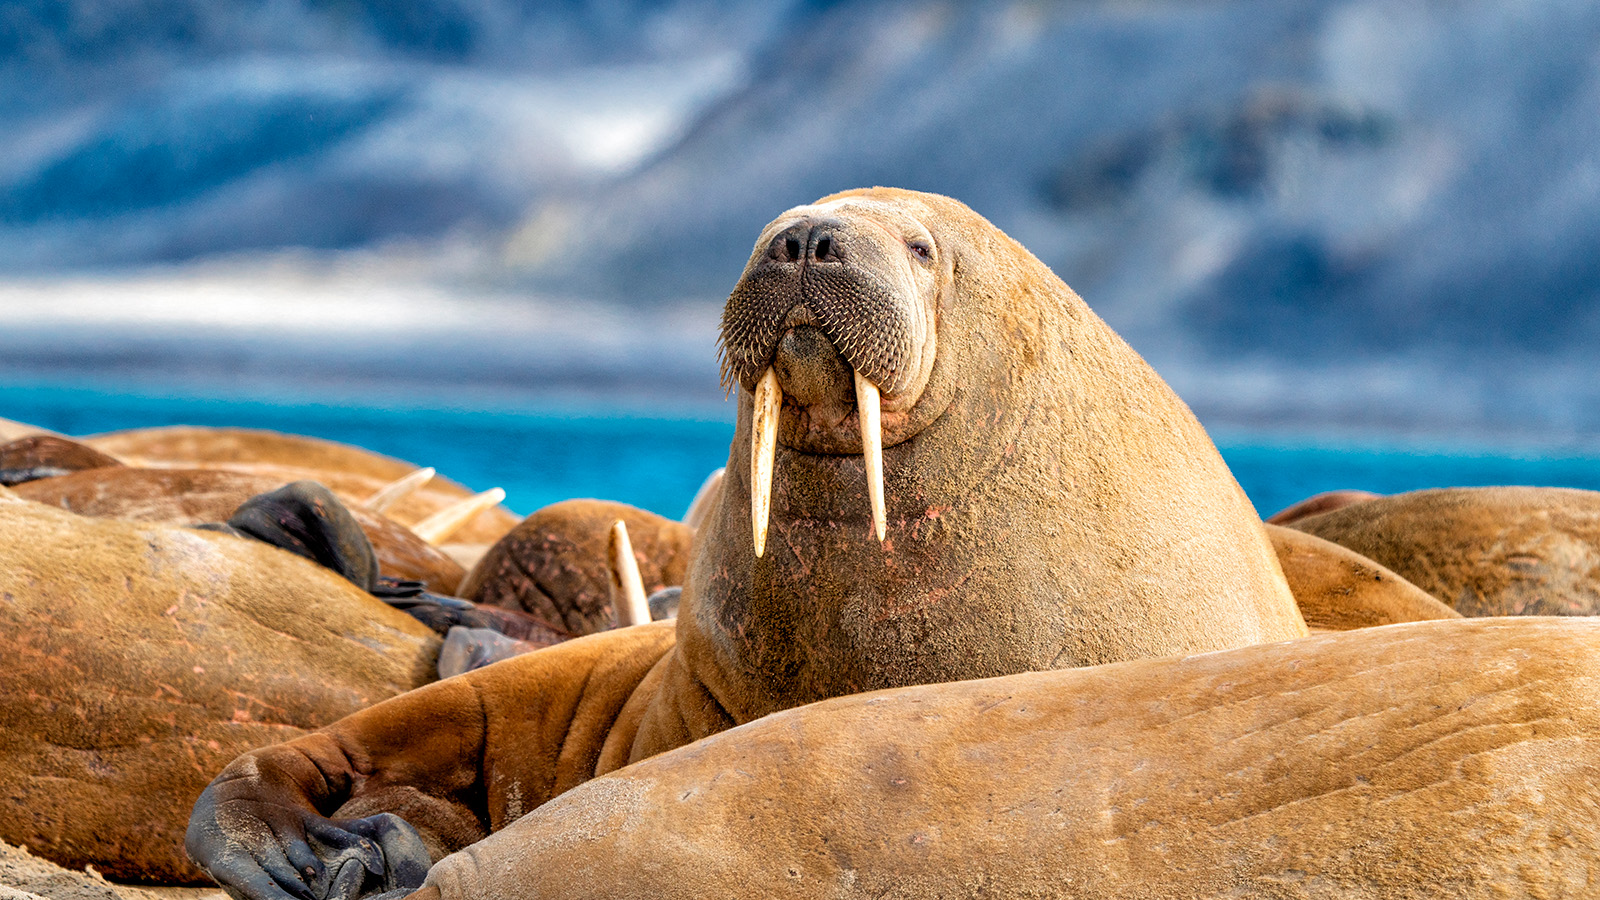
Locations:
188;624;678;900
187;779;429;900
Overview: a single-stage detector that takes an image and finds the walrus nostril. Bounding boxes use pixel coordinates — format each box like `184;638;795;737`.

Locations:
815;235;834;261
785;236;801;261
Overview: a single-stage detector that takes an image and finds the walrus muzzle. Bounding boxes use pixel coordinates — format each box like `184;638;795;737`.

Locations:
719;213;937;555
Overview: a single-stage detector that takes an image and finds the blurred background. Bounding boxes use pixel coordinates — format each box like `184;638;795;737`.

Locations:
3;0;1598;517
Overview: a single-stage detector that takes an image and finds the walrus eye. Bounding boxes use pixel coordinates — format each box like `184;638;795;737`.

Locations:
908;240;933;261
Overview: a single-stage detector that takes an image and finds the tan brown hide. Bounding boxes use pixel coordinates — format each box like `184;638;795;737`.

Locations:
1289;486;1600;616
0;497;440;883
13;466;466;594
461;499;695;636
1266;523;1461;631
186;188;1310;898
671;186;1305;729
417;617;1600;900
196;623;678;865
82;427;520;545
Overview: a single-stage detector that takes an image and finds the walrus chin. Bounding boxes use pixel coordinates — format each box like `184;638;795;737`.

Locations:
720;196;947;555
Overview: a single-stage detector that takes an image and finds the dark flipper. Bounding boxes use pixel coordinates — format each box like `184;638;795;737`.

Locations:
379;587;570;647
187;778;430;900
226;481;378;591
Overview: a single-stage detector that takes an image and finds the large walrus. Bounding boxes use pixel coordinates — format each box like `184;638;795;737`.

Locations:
0;495;440;884
187;187;1306;898
416;616;1600;900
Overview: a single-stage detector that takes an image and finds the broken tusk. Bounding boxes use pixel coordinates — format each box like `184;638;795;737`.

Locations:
412;488;506;545
610;520;651;628
364;467;436;513
682;467;725;530
854;370;886;542
751;367;781;557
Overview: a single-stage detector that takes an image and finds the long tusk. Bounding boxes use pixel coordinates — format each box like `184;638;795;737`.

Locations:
751;367;781;557
682;467;725;530
364;467;436;513
412;488;506;545
610;520;651;628
854;370;886;542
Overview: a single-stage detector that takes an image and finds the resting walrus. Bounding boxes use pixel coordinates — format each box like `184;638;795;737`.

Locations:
0;495;439;884
187;187;1305;898
416;616;1600;900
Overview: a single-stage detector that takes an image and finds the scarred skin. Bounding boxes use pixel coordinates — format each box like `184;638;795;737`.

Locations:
187;188;1306;899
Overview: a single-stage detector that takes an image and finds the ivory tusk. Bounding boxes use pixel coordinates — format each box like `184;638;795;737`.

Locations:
363;467;436;513
610;520;651;628
682;467;725;530
854;370;886;542
751;367;781;557
412;488;506;545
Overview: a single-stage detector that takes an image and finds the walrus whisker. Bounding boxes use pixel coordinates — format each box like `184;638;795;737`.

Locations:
855;370;886;542
751;367;781;557
364;467;436;514
413;488;506;546
609;520;651;628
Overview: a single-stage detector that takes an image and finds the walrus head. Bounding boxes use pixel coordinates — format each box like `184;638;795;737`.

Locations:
675;187;1304;725
718;193;956;552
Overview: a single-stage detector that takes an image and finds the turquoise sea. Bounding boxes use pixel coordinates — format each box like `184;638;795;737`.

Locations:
5;379;1599;521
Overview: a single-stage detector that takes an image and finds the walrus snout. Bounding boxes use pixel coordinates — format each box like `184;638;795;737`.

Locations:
764;218;849;265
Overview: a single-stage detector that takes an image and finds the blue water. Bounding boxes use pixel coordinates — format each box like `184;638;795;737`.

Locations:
4;379;1599;520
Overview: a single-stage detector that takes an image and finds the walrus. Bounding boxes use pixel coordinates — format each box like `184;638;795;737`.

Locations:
187;187;1306;898
1287;486;1600;616
415;616;1600;900
1266;488;1381;524
1265;523;1461;631
0;435;123;486
12;466;467;594
460;499;695;637
0;416;61;444
0;495;440;884
81;427;521;546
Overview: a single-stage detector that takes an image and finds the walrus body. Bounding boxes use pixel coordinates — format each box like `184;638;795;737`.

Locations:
83;427;521;546
1266;523;1461;631
188;188;1305;898
1288;487;1600;616
461;499;695;637
0;495;440;883
14;466;467;594
415;617;1600;900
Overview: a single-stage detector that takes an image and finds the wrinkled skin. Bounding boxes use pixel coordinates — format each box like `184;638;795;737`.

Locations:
418;617;1600;900
187;188;1305;900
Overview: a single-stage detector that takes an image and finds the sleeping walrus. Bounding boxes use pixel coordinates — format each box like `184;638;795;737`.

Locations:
187;187;1306;898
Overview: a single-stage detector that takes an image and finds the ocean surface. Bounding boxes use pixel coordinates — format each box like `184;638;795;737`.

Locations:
5;378;1599;522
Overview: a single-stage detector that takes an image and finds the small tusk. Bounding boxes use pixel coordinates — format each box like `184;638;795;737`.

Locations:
682;467;725;530
750;367;781;557
610;520;651;628
412;488;506;545
854;370;886;542
364;467;436;513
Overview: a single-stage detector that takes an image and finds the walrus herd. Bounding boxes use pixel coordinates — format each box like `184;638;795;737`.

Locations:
4;188;1600;899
